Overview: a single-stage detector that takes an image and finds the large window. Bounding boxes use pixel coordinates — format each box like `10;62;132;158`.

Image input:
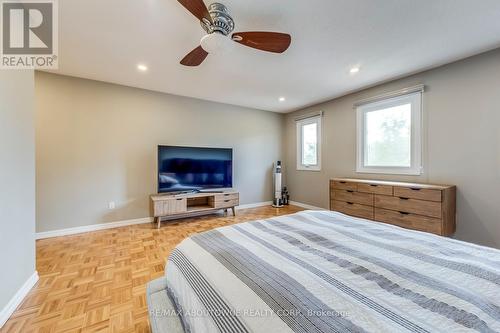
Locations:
356;91;422;175
296;115;322;171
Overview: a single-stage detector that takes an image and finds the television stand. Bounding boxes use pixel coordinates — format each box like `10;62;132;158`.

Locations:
150;190;239;229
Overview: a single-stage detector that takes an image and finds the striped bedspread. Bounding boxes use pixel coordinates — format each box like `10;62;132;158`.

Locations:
164;210;500;333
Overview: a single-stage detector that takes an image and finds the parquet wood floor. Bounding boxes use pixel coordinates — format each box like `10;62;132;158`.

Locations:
1;205;303;333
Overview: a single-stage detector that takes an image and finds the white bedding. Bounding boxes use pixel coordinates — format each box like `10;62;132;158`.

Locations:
164;210;500;333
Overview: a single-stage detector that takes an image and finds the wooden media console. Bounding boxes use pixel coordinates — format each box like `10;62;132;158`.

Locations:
150;191;240;228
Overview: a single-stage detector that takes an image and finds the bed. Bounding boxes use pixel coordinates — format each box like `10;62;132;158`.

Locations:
147;210;500;333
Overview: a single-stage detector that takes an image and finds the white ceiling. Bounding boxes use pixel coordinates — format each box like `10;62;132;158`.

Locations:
50;0;500;112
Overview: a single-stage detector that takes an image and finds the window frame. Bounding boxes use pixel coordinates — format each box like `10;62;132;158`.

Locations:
356;91;422;175
296;115;322;171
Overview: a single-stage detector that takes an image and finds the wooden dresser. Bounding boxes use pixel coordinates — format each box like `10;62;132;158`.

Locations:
330;178;456;236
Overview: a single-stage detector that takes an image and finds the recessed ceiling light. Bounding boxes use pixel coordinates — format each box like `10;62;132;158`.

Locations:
279;97;286;102
137;64;148;72
350;67;360;74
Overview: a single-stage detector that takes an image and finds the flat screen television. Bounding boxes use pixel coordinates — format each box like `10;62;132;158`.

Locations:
158;145;233;193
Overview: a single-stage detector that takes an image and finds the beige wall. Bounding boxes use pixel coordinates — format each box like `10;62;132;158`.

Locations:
35;72;284;232
36;48;500;248
0;71;36;316
284;48;500;249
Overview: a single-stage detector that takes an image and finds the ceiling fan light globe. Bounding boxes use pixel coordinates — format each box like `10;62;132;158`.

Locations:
200;32;230;54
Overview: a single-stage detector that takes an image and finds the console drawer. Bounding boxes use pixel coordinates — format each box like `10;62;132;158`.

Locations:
154;198;187;216
375;195;442;218
214;193;239;202
332;200;373;220
375;208;443;234
393;186;442;202
215;199;239;209
331;189;373;206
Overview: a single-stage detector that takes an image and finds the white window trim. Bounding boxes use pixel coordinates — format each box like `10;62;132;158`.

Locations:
296;115;322;171
356;91;422;175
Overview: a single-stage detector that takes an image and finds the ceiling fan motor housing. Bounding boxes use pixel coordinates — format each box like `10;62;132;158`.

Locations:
201;3;234;36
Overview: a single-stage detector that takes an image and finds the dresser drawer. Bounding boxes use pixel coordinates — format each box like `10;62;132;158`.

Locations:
331;180;358;191
375;208;443;234
375;195;442;218
331;189;373;206
332;200;374;220
357;183;393;195
214;199;239;209
214;193;239;202
393;186;441;202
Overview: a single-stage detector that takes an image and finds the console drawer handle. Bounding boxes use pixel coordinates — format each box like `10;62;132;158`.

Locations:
370;184;378;187
224;194;230;196
399;197;409;200
224;200;230;203
346;190;354;193
399;211;410;215
346;202;354;205
176;198;183;201
339;181;346;184
410;188;421;191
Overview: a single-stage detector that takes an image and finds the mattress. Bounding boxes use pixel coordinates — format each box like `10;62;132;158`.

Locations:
159;210;500;333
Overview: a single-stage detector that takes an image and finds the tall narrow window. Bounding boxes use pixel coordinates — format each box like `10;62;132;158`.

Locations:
356;91;422;175
297;115;322;171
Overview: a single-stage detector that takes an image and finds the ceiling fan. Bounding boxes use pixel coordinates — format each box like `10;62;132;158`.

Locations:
177;0;292;66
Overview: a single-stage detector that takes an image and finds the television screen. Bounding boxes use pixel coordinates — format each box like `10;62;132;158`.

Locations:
158;146;233;193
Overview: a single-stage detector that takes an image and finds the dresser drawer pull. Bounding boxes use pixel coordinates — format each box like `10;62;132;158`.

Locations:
224;200;230;203
410;188;421;191
346;202;354;205
224;194;230;196
339;181;346;184
399;211;410;215
370;184;378;187
176;198;183;201
399;197;409;200
346;190;354;193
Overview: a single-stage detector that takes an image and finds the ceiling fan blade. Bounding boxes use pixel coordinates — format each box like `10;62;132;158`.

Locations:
177;0;213;24
180;46;209;66
232;32;291;53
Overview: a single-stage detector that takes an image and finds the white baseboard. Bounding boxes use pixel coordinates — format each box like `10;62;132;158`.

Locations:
36;202;272;240
236;201;272;210
35;201;323;240
289;201;327;211
0;271;39;328
238;201;326;211
36;217;154;240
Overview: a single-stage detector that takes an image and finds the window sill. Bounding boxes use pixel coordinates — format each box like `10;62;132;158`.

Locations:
297;167;321;172
356;167;422;176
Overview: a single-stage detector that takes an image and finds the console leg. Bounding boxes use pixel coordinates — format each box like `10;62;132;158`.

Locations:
156;216;161;229
231;207;236;216
224;209;228;216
